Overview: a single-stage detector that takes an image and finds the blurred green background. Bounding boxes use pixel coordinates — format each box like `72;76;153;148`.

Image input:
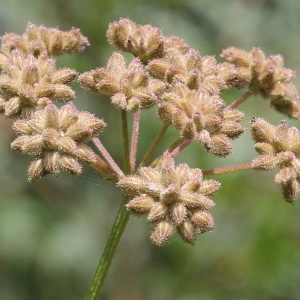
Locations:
1;0;300;299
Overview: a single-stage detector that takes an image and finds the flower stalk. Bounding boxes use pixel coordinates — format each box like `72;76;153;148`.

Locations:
89;155;120;182
122;110;131;175
84;195;130;300
203;163;253;176
139;123;169;167
129;110;140;172
227;90;253;110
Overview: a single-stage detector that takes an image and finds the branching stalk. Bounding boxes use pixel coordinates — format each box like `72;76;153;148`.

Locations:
167;136;186;153
122;110;131;175
85;110;133;299
139;123;169;168
129;110;140;173
227;91;253;110
90;156;120;182
203;163;252;176
170;139;192;157
69;101;124;177
149;136;186;168
92;138;124;177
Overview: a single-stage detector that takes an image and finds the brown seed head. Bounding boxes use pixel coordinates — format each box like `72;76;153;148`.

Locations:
11;103;106;181
251;118;300;203
78;52;166;111
107;18;164;63
1;23;89;57
222;47;300;119
118;153;221;245
148;47;237;94
158;84;245;156
0;50;77;118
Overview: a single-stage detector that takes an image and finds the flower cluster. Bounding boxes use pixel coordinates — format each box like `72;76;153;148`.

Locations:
0;23;89;118
79;18;246;156
78;52;166;112
251;118;300;203
0;22;89;59
118;153;221;245
11;103;106;181
222;47;300;119
106;18;165;63
147;45;237;94
158;84;245;156
0;50;77;118
1;19;300;249
0;24;108;180
107;18;237;94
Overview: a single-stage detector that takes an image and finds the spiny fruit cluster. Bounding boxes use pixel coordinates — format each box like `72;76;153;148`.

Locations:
251;118;300;203
0;23;105;181
79;52;166;112
11;103;105;181
158;84;245;156
0;50;77;118
0;22;89;57
118;153;220;245
222;47;300;118
1;19;299;246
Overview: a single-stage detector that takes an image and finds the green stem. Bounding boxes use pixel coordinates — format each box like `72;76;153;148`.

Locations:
85;110;133;300
139;123;169;168
149;136;186;168
84;195;130;300
167;136;186;153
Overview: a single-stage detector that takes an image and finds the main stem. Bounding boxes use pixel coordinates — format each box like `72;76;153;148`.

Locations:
85;111;132;300
84;196;130;300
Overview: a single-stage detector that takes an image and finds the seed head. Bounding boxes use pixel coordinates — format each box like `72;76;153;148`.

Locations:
118;153;221;245
222;47;300;119
158;84;245;156
78;52;166;112
1;23;89;57
251;118;300;203
0;50;77;118
148;48;237;94
107;18;164;63
11;103;106;181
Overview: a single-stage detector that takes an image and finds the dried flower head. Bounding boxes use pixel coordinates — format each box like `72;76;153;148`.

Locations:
11;103;106;181
148;47;237;94
0;50;77;118
251;117;300;203
107;18;164;63
118;153;221;245
222;47;300;119
158;84;245;156
1;23;89;57
78;52;166;112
